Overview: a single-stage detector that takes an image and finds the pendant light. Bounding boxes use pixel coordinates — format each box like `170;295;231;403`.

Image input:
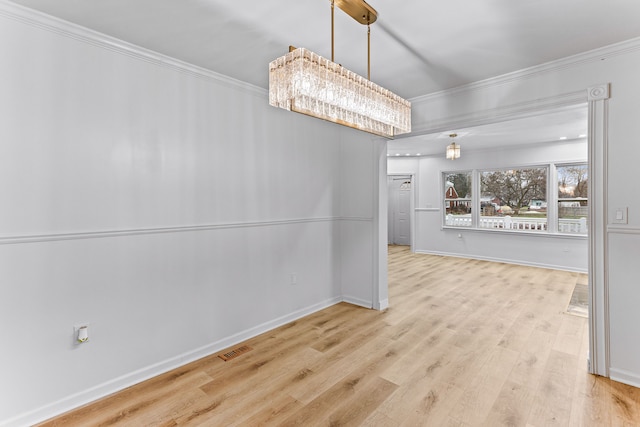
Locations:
446;133;461;160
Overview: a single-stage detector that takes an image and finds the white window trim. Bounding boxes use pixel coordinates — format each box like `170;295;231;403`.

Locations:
442;162;587;236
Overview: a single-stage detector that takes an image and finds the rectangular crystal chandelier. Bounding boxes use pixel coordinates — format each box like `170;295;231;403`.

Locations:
269;48;411;138
268;0;411;139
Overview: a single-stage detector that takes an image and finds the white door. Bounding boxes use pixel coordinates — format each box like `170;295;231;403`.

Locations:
388;176;412;245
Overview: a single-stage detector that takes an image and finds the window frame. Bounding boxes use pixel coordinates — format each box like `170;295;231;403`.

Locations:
479;164;549;232
443;171;473;228
442;162;587;237
556;162;589;235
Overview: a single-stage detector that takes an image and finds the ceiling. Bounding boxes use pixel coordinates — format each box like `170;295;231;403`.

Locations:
9;0;639;151
388;104;588;157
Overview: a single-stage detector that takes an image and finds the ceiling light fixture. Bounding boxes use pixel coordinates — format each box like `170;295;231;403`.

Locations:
446;133;460;160
268;0;411;138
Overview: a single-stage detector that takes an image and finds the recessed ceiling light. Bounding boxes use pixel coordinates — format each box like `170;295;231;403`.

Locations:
405;153;410;156
579;134;587;138
559;136;568;140
416;153;421;156
395;153;400;156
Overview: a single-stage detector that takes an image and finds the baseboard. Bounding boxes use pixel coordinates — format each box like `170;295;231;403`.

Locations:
610;368;640;389
1;296;342;427
375;298;389;311
414;249;588;273
341;295;373;309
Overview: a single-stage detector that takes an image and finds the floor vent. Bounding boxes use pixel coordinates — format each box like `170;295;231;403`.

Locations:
218;345;253;361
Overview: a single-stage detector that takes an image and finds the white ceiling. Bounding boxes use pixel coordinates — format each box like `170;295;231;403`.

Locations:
388;104;588;157
10;0;640;99
8;0;638;151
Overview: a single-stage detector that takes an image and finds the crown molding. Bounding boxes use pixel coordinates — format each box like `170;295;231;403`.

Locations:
0;0;268;97
410;37;640;106
404;90;587;138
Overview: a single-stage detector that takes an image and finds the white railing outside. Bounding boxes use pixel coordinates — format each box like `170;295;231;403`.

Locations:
559;217;588;233
446;215;473;227
480;216;507;230
445;214;587;233
499;216;548;231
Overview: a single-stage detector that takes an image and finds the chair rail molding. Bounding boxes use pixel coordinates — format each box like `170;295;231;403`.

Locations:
0;217;346;245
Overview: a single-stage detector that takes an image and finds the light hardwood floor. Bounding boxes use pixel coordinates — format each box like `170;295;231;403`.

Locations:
40;246;640;426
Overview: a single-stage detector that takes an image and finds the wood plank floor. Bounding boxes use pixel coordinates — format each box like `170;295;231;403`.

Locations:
39;246;640;426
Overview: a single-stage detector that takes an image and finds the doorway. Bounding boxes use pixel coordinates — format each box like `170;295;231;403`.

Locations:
380;89;609;377
387;175;413;247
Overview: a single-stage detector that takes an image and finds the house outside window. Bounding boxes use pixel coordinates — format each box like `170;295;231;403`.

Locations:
444;172;472;227
442;163;587;235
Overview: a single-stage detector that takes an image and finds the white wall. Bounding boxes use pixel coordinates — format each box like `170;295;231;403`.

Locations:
388;140;589;272
338;127;383;308
0;4;379;425
404;38;640;387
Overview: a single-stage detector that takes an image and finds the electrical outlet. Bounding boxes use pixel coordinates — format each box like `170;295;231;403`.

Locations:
290;273;297;285
74;323;90;343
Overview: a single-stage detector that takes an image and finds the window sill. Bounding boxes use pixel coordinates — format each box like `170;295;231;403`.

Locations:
440;225;588;239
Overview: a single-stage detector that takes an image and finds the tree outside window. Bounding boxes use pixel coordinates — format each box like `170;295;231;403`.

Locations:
480;167;547;231
558;164;588;234
443;164;587;234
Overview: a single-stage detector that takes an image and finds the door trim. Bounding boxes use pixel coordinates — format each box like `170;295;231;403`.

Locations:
587;83;610;376
378;85;610;377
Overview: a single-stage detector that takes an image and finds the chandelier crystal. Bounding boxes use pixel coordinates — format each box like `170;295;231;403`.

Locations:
269;48;411;138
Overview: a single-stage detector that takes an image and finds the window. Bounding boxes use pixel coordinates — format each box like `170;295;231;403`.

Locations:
557;164;588;234
480;167;547;231
442;163;587;236
444;172;472;227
